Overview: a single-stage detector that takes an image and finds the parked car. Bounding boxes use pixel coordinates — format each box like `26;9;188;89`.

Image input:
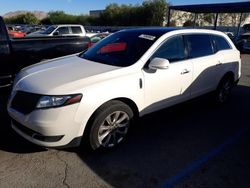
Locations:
27;24;86;37
8;28;241;150
235;33;250;53
21;25;47;35
243;23;250;33
7;26;26;38
0;17;90;89
88;32;110;47
8;30;26;38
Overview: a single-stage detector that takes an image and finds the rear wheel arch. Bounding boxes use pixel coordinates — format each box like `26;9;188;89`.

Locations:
218;71;235;87
215;71;235;104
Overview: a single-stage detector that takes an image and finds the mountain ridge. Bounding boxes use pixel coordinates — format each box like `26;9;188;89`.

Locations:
3;11;48;20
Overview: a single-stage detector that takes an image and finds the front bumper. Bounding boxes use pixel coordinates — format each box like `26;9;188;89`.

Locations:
8;103;84;148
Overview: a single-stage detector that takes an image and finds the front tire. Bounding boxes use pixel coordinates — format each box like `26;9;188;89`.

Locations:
88;100;134;150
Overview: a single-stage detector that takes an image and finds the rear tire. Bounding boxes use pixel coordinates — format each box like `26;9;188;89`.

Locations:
215;76;234;104
86;100;134;151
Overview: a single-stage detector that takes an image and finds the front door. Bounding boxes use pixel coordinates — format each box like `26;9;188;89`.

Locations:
142;35;193;115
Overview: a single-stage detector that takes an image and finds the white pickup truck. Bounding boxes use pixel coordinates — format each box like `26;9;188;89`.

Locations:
27;24;86;37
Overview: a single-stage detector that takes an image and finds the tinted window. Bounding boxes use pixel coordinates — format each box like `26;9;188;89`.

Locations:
81;31;160;67
212;35;231;51
56;27;70;35
186;34;214;58
151;36;185;63
71;26;82;34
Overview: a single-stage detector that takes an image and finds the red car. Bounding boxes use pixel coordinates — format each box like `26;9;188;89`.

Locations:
8;30;26;38
7;26;26;38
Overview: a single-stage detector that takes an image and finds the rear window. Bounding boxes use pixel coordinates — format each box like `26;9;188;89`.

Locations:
186;34;214;58
71;26;82;34
81;31;161;67
212;35;231;51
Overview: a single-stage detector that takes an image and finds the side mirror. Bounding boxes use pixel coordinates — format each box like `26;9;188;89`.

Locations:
53;31;59;36
148;57;170;70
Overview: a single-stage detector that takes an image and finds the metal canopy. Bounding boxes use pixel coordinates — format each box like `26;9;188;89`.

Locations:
167;2;250;36
169;2;250;13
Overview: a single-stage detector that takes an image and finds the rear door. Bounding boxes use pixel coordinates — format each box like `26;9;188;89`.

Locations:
211;34;236;83
185;34;218;97
142;35;193;114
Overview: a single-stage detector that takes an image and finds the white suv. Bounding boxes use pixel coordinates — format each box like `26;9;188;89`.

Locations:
8;28;241;150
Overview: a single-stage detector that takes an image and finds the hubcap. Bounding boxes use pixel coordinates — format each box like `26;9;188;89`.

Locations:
219;81;232;103
98;111;129;148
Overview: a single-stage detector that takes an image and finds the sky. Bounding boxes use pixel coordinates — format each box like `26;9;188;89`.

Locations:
0;0;248;16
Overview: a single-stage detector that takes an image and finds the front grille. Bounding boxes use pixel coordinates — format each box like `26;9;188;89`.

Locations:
11;91;41;114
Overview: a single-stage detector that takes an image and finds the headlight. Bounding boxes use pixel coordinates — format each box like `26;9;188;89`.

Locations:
36;94;82;109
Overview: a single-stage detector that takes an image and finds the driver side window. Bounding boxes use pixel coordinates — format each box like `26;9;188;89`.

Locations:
151;35;185;63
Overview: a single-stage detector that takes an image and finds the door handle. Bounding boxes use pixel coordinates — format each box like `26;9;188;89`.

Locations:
181;69;190;75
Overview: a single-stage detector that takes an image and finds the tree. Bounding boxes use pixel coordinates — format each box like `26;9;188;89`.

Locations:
46;11;76;24
4;13;39;24
99;0;169;26
142;0;168;26
4;0;170;26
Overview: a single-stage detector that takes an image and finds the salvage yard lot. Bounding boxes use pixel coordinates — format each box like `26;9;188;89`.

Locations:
0;55;250;188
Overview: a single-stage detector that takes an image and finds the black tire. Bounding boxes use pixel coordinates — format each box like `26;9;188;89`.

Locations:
86;100;134;150
215;76;234;104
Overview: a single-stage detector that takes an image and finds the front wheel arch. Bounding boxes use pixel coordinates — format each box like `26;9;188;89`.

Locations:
82;99;136;150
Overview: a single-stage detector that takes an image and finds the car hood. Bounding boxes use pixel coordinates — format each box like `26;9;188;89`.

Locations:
14;55;121;94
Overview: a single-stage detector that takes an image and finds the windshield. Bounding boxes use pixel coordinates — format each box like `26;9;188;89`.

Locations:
41;26;57;34
80;31;159;67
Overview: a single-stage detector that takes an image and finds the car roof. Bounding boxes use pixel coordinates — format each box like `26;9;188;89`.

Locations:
119;27;178;36
118;27;228;38
53;25;83;27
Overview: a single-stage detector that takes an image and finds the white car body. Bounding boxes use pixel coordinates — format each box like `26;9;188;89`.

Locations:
8;29;241;148
28;25;86;37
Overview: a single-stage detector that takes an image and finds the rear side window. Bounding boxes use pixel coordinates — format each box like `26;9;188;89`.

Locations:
71;27;82;34
151;35;185;63
56;27;70;35
212;35;232;51
185;34;214;58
